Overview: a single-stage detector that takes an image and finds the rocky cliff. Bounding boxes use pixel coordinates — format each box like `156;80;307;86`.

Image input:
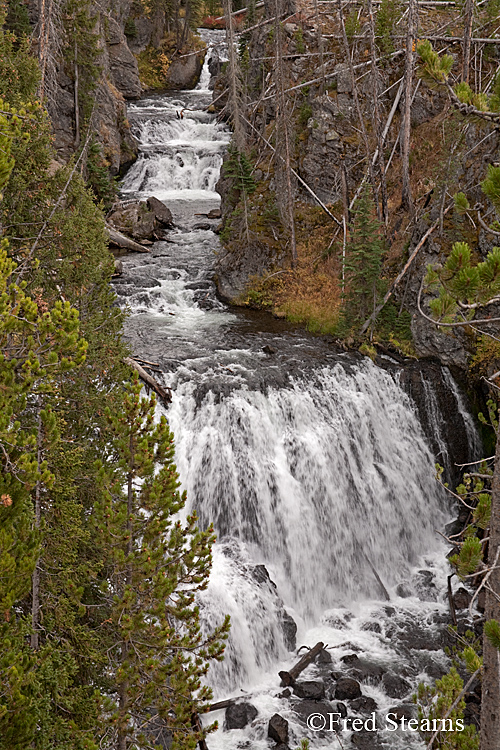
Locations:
213;6;500;373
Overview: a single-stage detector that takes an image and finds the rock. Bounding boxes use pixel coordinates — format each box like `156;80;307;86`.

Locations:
279;688;291;698
381;672;411;699
341;654;385;684
113;259;124;275
294;700;343;730
224;702;258;730
165;50;205;90
108;201;159;241
207;208;222;219
334;677;362;700
453;587;472;610
350;696;378;713
351;729;384;749
335;64;352;93
263;344;276;355
147;196;174;227
325;130;340;141
280;610;297;651
106;18;142;99
193;222;211;230
268;714;288;744
293;680;325;700
315;649;332;665
387;704;418;723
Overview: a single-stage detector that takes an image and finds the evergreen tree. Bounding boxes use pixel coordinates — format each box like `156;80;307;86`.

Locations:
94;377;230;750
341;184;385;332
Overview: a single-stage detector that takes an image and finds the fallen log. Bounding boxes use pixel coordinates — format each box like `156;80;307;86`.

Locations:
106;224;150;253
124;357;172;406
206;698;238;712
278;641;325;687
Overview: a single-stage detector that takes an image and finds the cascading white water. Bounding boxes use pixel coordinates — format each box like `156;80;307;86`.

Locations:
117;38;480;744
170;363;448;618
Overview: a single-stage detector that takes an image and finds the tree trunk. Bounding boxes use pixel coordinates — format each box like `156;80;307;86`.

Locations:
367;0;388;224
481;429;500;750
400;0;418;214
462;0;474;83
31;405;43;650
74;37;80;149
274;0;297;266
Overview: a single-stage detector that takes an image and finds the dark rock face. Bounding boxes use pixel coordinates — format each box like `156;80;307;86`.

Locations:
105;17;142;99
350;696;378;713
351;729;384;749
315;648;333;665
164;51;205;90
224;702;258;730
381;673;411;699
108;198;173;240
341;654;385;684
268;713;289;744
453;587;472;610
280;610;297;651
146;197;174;227
293;700;343;729
293;680;325;700
334;677;362;700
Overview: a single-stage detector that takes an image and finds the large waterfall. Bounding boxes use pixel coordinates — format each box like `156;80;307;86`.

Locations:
115;34;480;747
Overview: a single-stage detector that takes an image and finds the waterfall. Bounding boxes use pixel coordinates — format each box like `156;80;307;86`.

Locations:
116;43;479;739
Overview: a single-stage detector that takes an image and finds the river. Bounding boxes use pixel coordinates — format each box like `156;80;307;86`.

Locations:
113;31;480;749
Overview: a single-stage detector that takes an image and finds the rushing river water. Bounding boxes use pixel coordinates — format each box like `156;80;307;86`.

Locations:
114;32;480;749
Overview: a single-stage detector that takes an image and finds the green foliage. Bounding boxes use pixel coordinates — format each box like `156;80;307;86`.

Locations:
224;147;256;196
454;191;471;214
4;0;31;38
340;184;385;332
482;164;500;214
94;377;230;749
85;140;118;210
418;39;454;83
294;27;305;54
450;536;483;578
425;242;500;324
455;81;473;104
375;0;401;54
298;102;312;126
345;8;360;43
484;619;500;651
415;667;479;749
64;0;102;125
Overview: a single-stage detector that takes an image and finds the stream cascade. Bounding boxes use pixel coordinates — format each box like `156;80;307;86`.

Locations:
113;31;481;749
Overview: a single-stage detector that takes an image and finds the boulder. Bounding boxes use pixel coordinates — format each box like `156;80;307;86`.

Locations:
334;677;362;700
268;714;288;744
224;702;258;730
293;680;325;700
165;50;205;90
382;672;411;699
453;587;472;611
108;198;173;241
350;696;378;714
147;196;174;227
341;654;385;684
315;648;332;665
293;700;344;729
280;610;297;651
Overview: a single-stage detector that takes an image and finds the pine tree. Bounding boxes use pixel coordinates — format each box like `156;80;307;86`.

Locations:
94;377;230;750
341;184;385;333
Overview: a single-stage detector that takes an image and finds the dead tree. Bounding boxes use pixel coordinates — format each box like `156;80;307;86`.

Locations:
337;0;376;203
367;0;388;224
273;0;297;266
462;0;474;83
400;0;418;214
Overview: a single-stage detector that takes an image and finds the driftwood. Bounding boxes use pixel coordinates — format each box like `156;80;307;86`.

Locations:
124;357;172;406
278;641;325;687
106;224;150;253
206;697;238;712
